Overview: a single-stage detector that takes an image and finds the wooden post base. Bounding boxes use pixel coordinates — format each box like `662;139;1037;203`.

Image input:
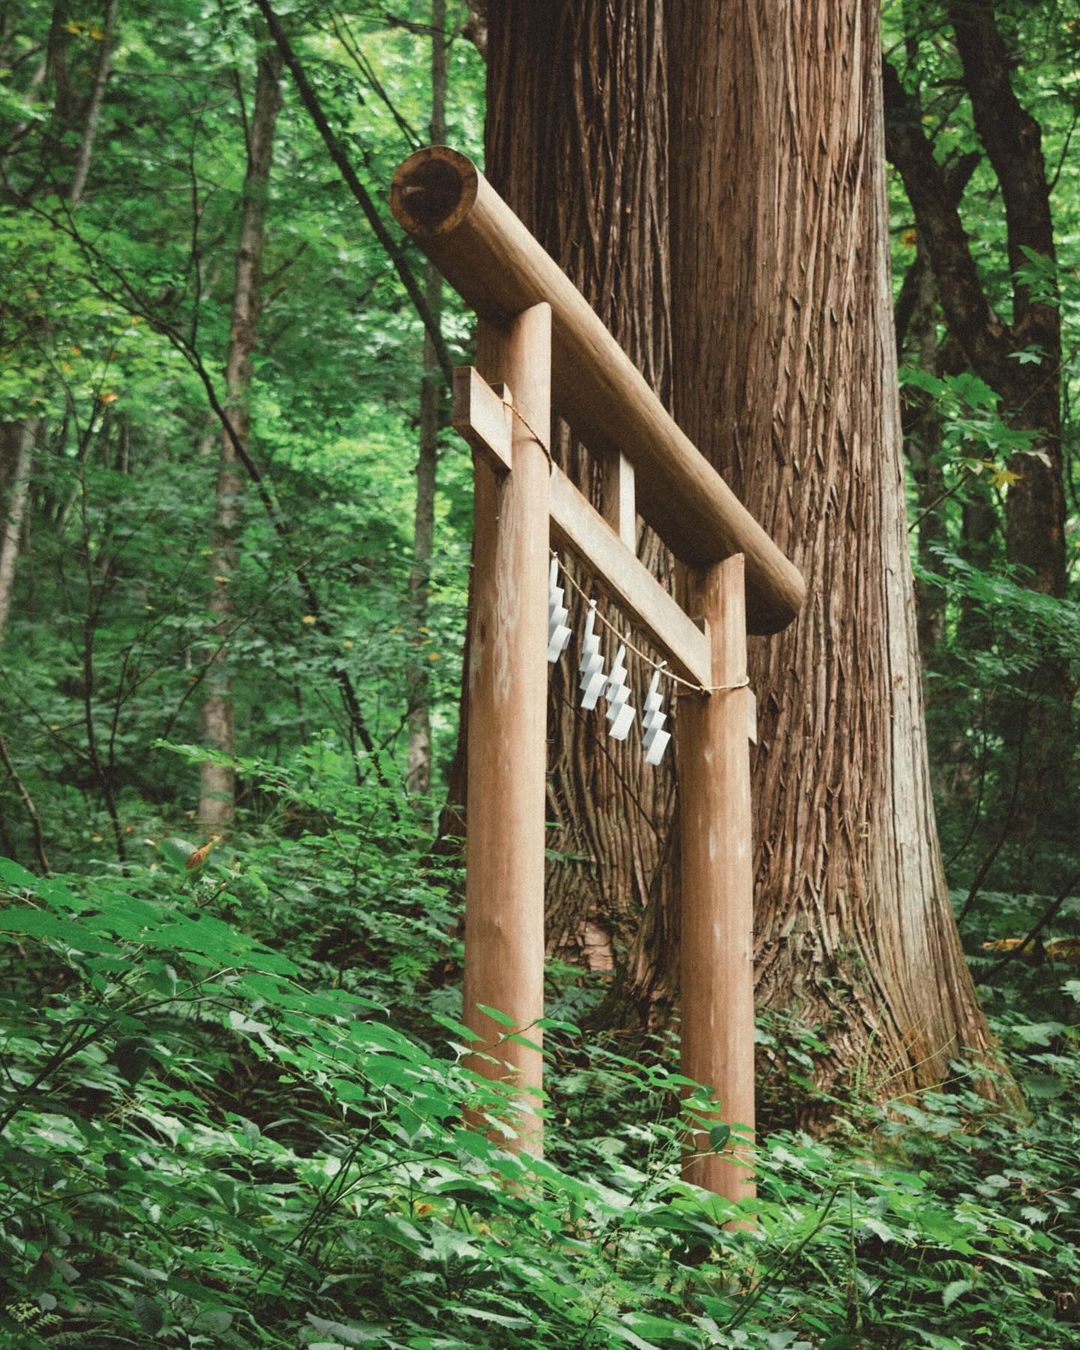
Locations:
462;304;552;1156
677;554;756;1205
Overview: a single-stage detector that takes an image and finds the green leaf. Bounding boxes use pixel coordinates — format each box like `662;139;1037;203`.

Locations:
942;1280;973;1311
1023;1072;1066;1099
0;908;115;953
159;837;197;870
112;1035;154;1087
133;1294;164;1334
191;1309;233;1334
0;857;39;890
305;1314;385;1345
709;1124;732;1151
453;1306;531;1329
859;1215;903;1245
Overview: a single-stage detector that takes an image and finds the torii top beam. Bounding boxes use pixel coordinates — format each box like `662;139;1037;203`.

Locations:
390;145;805;636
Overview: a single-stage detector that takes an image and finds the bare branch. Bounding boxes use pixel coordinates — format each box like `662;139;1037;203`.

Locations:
0;733;51;874
883;57;1013;389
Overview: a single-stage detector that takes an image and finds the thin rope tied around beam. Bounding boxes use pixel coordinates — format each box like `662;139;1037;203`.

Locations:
502;399;554;464
552;550;750;696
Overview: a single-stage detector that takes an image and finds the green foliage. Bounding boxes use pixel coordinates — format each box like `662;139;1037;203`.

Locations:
1;777;1078;1347
0;0;483;870
0;2;1077;1346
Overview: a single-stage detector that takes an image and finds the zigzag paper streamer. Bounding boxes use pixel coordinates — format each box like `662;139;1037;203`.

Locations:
579;603;607;710
547;556;572;663
604;643;636;741
641;667;671;765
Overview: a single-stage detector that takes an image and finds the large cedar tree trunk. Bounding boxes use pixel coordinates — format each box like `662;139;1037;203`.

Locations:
665;0;996;1104
476;0;999;1108
199;51;282;830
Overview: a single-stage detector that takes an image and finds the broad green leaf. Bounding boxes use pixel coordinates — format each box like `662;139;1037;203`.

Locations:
942;1279;974;1311
0;857;40;890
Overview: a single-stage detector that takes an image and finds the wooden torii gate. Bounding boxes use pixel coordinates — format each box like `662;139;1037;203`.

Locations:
391;147;804;1203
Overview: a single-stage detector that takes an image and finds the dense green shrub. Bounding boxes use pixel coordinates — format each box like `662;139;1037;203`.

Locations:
2;772;1077;1348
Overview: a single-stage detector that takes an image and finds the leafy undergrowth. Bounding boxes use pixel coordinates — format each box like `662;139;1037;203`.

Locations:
1;777;1077;1347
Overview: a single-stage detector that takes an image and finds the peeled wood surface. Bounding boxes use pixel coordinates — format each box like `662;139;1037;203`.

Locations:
602;453;637;549
452;366;513;473
677;555;755;1203
549;465;711;688
462;307;551;1155
390;145;804;636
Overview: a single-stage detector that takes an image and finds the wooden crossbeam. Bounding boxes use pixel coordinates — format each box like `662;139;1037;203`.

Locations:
454;367;712;690
453;365;512;472
549;468;711;688
391;146;805;635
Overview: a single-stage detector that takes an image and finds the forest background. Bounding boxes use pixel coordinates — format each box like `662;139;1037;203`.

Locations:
0;1;1078;1347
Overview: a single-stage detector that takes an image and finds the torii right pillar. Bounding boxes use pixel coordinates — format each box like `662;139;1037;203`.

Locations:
677;552;756;1206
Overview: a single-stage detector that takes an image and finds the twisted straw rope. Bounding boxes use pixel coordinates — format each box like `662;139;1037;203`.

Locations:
553;550;750;696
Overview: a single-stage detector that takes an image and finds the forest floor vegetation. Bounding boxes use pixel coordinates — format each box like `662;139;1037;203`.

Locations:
1;762;1077;1349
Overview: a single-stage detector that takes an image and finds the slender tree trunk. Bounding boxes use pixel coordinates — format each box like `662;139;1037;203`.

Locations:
885;6;1072;881
406;0;447;799
198;50;282;832
0;2;116;645
950;5;1070;882
69;0;119;206
483;0;676;1001
0;423;34;645
943;2;1064;597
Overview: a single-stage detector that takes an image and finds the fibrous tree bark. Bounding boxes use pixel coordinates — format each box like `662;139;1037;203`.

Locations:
475;0;1000;1111
0;423;34;646
666;0;997;1108
484;0;677;1003
199;49;282;831
899;245;948;657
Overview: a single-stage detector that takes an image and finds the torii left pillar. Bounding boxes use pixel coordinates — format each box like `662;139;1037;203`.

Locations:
462;303;551;1156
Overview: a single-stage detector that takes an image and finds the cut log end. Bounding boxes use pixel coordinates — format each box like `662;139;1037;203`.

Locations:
391;145;478;236
388;145;806;635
